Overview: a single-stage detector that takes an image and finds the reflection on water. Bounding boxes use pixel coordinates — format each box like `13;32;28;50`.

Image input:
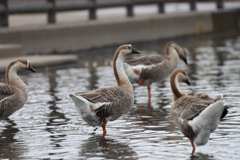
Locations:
0;119;22;159
1;34;240;159
78;135;138;159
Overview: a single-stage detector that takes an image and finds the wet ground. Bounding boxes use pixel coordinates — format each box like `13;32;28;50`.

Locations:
0;34;240;159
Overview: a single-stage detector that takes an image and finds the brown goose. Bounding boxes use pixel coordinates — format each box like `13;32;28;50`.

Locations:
170;69;228;154
123;41;187;103
0;59;36;120
68;44;140;136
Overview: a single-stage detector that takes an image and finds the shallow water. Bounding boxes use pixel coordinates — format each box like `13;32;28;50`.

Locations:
1;34;240;160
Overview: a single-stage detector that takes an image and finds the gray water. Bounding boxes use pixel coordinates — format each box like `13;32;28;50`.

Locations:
1;34;240;160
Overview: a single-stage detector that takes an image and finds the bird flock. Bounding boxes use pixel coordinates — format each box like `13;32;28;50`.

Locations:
0;42;228;154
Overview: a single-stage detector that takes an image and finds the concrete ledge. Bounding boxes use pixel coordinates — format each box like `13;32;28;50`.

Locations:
0;55;78;73
0;44;22;58
0;9;239;56
0;12;213;55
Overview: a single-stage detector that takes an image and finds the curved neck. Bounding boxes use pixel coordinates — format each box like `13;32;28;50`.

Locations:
5;64;28;94
170;73;186;101
113;53;133;91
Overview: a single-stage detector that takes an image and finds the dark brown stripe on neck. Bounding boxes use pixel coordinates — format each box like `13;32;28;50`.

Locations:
170;70;184;100
113;47;122;85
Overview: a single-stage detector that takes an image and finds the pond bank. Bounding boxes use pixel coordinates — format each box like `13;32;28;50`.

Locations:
0;7;239;72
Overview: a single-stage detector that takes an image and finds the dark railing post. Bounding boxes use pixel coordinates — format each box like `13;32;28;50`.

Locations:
89;0;96;20
158;2;164;13
0;0;9;27
190;0;196;11
127;0;134;17
47;0;56;24
216;0;223;9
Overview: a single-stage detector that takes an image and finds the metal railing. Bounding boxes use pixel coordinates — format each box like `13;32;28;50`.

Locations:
0;0;224;27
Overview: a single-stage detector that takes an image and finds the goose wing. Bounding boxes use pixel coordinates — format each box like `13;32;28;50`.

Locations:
75;86;131;119
125;54;167;66
0;83;16;119
173;94;215;120
0;83;15;102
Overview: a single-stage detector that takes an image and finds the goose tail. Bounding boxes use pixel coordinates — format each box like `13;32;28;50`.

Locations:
189;98;226;146
68;93;92;116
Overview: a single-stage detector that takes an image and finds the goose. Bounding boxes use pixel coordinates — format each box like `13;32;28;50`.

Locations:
170;69;228;154
123;41;187;103
0;59;36;120
68;44;140;136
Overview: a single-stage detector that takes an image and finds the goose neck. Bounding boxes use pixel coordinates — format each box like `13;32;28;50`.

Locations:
170;73;186;101
167;46;180;67
6;64;28;95
113;53;133;92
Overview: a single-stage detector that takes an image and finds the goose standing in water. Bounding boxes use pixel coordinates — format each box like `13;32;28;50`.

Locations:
68;44;140;136
170;69;228;154
0;59;36;120
124;42;188;103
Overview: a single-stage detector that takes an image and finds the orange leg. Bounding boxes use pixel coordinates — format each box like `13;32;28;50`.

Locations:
190;138;195;155
147;86;151;104
139;78;145;85
90;105;94;111
100;118;107;136
133;69;139;75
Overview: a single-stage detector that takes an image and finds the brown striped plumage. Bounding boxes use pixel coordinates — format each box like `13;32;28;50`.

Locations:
76;86;132;120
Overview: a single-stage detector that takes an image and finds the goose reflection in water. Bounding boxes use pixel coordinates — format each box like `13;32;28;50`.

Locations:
0;119;24;159
45;71;70;151
78;135;137;160
191;152;215;160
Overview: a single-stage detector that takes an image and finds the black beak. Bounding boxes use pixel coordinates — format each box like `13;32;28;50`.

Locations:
28;65;36;72
184;58;188;65
186;78;191;85
131;47;140;54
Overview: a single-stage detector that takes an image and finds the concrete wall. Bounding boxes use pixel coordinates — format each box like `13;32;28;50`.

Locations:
0;9;238;55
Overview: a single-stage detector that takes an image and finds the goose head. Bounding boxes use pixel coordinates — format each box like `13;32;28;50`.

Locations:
8;59;36;73
172;69;190;85
6;59;36;85
170;69;191;101
167;42;188;65
6;59;36;77
115;44;140;59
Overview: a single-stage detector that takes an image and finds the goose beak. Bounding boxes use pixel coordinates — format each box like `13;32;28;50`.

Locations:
131;47;140;54
184;58;188;65
28;65;36;72
186;78;191;85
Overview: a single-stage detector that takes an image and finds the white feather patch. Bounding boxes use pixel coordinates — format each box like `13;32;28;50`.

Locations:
0;96;10;103
188;99;225;145
27;60;30;68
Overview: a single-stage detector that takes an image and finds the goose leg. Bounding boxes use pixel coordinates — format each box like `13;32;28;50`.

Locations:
147;86;151;103
132;69;145;85
101;118;107;136
190;138;195;155
139;78;144;85
133;69;139;75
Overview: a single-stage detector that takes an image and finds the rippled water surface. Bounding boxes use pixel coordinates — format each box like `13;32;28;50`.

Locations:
1;35;240;160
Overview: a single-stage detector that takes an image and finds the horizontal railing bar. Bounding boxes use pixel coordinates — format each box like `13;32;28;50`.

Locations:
0;0;195;14
8;3;52;14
